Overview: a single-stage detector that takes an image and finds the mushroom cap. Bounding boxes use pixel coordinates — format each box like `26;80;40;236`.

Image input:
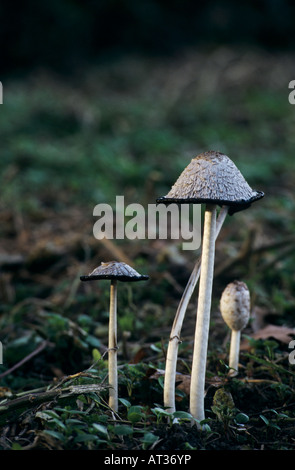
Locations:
80;261;149;282
220;281;250;331
156;151;264;215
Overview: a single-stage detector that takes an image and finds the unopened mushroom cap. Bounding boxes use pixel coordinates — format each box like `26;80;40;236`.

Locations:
80;261;149;282
157;151;264;215
220;281;250;331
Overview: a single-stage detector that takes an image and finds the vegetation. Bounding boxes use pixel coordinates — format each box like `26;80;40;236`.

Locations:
0;48;295;450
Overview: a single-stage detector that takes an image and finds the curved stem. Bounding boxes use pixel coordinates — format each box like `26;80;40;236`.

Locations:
189;204;217;425
108;279;118;412
164;206;228;414
228;329;241;377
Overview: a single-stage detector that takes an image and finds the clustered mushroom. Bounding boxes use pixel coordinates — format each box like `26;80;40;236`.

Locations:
157;150;263;425
162;205;228;414
81;150;263;429
220;280;251;377
80;261;148;413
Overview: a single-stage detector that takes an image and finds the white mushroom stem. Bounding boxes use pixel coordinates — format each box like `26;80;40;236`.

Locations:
164;206;228;414
228;329;241;377
108;279;118;412
189;204;217;425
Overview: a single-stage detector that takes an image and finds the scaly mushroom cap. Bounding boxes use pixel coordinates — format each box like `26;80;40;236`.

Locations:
157;151;264;214
220;281;250;331
80;261;149;282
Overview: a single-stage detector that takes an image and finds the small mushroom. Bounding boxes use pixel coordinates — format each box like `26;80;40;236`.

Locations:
220;281;250;377
157;151;263;424
80;261;148;412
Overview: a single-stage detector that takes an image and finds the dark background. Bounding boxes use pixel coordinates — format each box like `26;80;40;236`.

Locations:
1;0;295;75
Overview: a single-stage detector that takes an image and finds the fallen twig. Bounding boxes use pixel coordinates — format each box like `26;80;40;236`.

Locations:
0;340;52;379
0;382;108;425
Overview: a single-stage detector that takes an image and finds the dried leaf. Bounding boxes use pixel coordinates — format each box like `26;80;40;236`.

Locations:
148;368;191;395
243;324;295;346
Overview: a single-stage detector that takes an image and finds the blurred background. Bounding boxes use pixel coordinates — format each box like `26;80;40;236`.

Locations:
0;0;295;387
1;0;295;74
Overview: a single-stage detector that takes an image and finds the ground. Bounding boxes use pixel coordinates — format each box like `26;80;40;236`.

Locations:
0;47;295;450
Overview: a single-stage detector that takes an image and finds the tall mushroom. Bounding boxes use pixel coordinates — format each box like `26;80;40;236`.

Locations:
163;206;228;414
157;150;263;424
80;261;149;412
220;281;250;377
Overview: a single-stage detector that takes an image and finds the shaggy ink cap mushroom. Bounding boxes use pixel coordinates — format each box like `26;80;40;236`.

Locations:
157;151;264;215
158;151;263;425
80;261;148;413
80;261;149;282
220;281;251;377
220;280;250;332
163;207;228;415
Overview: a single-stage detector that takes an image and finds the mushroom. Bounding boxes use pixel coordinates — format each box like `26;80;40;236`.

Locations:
80;261;149;412
220;281;250;377
157;150;263;424
163;206;228;414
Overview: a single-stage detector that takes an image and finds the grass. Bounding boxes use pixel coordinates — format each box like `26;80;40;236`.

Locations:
0;47;295;450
